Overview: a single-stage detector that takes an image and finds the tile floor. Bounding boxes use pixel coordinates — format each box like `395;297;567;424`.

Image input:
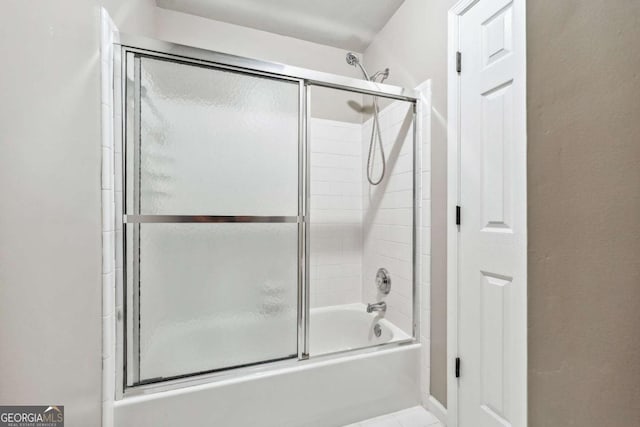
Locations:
344;406;444;427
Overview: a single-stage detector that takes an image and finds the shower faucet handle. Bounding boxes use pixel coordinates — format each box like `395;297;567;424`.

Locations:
376;268;391;294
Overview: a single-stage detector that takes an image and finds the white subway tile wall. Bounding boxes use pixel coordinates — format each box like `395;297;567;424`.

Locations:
309;118;364;308
360;81;432;404
362;99;416;336
308;87;431;341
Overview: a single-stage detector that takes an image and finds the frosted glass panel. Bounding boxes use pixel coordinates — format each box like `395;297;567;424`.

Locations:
138;223;298;381
139;57;299;215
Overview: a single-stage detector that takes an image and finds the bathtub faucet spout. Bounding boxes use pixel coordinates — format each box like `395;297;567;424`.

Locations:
366;301;387;314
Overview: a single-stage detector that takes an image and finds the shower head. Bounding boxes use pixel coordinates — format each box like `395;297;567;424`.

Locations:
346;52;360;66
346;52;371;81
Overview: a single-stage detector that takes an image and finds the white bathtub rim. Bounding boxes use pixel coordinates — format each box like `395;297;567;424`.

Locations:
311;302;411;340
310;303;412;354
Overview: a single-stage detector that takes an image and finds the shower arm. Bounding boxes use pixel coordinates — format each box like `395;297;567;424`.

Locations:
370;68;390;83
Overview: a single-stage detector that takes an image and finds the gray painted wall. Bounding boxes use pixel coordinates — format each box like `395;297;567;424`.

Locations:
527;0;640;425
0;1;156;426
364;0;456;406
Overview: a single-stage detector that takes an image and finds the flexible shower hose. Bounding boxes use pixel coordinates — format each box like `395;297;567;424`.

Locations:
354;60;388;186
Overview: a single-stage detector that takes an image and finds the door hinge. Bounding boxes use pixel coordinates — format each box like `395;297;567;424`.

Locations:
455;357;461;378
456;205;461;226
456;51;462;73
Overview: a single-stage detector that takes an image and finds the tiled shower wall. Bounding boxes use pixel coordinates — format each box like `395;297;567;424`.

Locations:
361;82;432;397
362;99;416;335
308;86;431;400
307;85;431;326
308;83;431;336
309;118;363;308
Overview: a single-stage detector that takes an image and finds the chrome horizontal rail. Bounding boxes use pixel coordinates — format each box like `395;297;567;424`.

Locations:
117;34;420;102
124;215;299;224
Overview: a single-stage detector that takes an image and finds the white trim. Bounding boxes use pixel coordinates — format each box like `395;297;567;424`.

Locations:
446;3;469;426
100;8;120;427
447;1;528;426
414;79;433;406
426;395;448;425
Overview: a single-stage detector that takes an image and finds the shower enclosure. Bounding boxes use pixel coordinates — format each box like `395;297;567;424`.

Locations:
116;36;421;395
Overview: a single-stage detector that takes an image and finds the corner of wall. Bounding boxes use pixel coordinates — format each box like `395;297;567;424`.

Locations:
100;8;119;427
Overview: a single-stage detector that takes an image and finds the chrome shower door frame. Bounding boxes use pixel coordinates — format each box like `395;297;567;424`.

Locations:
115;34;422;399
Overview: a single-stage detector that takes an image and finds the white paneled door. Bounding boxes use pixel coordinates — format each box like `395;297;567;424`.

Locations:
455;0;526;425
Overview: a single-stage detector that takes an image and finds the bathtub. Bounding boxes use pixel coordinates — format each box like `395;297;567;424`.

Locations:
115;304;420;427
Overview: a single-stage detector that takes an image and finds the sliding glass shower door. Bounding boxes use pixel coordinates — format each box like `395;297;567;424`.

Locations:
124;55;302;385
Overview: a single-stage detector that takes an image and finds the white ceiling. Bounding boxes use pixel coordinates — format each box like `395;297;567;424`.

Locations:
155;0;405;51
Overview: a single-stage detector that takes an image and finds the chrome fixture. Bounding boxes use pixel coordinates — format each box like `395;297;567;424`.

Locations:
367;301;387;314
345;52;390;185
376;268;391;294
373;323;382;338
345;52;359;66
124;215;299;223
370;68;390;82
